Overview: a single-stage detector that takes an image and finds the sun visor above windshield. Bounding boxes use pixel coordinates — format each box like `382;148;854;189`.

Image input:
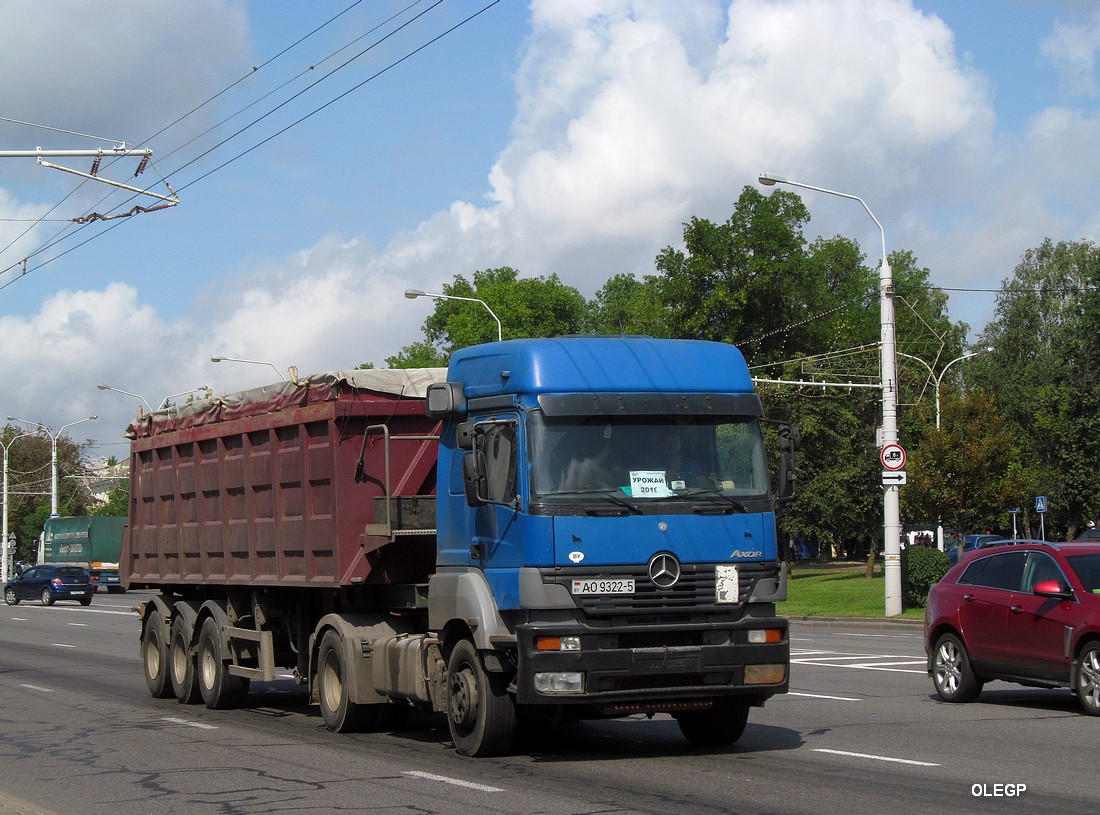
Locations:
537;392;763;417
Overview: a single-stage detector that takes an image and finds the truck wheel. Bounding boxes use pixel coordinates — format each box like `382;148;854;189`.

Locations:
676;698;750;747
142;609;174;699
170;616;201;705
4;587;18;606
197;617;250;709
445;639;516;757
318;630;368;732
40;588;54;606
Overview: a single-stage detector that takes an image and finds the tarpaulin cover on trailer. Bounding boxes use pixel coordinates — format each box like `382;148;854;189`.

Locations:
125;368;446;439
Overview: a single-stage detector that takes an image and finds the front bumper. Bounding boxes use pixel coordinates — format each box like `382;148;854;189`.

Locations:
513;617;789;709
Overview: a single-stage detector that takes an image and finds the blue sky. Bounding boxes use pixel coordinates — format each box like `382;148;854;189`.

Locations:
2;0;1099;460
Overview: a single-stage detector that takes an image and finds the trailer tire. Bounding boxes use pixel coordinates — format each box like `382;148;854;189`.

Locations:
445;639;516;757
142;609;173;699
170;616;201;705
197;617;249;709
676;698;750;747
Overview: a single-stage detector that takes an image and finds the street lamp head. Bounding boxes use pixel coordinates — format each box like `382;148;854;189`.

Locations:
211;356;225;363
404;288;426;299
758;172;786;186
97;384;108;391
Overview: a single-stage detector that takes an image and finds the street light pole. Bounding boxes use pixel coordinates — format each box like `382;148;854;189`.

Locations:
211;356;289;381
97;384;152;413
1;430;34;583
898;348;993;549
759;172;902;615
6;415;97;518
404;288;503;342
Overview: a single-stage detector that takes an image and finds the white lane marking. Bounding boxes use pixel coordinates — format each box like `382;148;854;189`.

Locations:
787;691;861;701
51;643;76;648
813;748;939;767
404;771;504;793
792;650;927;674
19;684;54;693
161;717;218;730
68;622;88;627
2;605;135;617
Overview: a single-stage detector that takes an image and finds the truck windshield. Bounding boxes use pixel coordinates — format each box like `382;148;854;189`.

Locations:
527;412;769;503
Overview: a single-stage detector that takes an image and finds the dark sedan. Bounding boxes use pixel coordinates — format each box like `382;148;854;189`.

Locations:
4;564;94;606
945;533;1005;565
925;540;1100;714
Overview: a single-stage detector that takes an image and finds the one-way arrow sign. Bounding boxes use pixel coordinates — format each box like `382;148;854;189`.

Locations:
881;470;907;485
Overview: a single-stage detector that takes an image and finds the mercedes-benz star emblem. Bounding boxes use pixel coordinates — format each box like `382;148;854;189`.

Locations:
648;552;681;589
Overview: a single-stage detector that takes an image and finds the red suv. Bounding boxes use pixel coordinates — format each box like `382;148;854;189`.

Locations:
925;541;1100;714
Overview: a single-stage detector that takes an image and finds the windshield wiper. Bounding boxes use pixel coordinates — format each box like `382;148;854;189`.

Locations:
540;488;643;514
673;488;748;513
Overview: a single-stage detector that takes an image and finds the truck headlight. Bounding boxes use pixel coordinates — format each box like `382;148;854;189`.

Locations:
534;672;585;693
536;635;581;651
748;629;783;644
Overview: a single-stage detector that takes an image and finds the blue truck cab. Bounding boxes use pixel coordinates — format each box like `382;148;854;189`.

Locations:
426;336;794;755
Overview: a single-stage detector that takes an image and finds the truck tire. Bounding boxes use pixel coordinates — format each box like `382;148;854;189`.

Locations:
197;617;249;709
445;639;516;757
318;630;368;732
170;616;201;705
142;609;174;699
676;698;750;747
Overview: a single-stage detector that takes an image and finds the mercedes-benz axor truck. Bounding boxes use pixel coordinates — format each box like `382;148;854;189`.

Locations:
125;336;796;756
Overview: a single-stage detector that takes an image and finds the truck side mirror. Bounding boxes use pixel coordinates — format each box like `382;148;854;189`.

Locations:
462;451;489;506
426;382;466;418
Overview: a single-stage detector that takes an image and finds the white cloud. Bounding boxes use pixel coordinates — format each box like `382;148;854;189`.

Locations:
5;0;1100;447
1041;9;1100;98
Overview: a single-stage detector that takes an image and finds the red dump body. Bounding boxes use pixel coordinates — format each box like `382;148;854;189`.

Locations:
122;369;445;591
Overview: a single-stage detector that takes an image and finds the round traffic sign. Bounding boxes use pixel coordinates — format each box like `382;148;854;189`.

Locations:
880;443;906;471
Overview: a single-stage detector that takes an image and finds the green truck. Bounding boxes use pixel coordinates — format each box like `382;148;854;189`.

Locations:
42;516;127;593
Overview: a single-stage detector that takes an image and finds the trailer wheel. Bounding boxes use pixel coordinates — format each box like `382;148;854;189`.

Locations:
170;616;201;705
197;617;249;709
445;639;516;757
675;698;750;747
141;609;173;699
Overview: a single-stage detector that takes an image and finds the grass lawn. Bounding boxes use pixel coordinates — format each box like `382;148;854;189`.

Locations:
777;563;926;620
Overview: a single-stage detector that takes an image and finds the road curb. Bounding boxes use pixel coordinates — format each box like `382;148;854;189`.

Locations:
789;616;924;628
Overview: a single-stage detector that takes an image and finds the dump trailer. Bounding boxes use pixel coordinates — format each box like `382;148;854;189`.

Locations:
125;336;796;756
43;515;127;592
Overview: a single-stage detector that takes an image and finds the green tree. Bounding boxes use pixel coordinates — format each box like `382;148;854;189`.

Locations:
971;239;1100;537
387;267;586;367
654;186;813;362
90;480;130;517
902;389;1021;536
584;273;667;336
2;424;94;561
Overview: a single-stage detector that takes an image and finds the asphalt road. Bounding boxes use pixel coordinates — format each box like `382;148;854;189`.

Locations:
0;594;1093;815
